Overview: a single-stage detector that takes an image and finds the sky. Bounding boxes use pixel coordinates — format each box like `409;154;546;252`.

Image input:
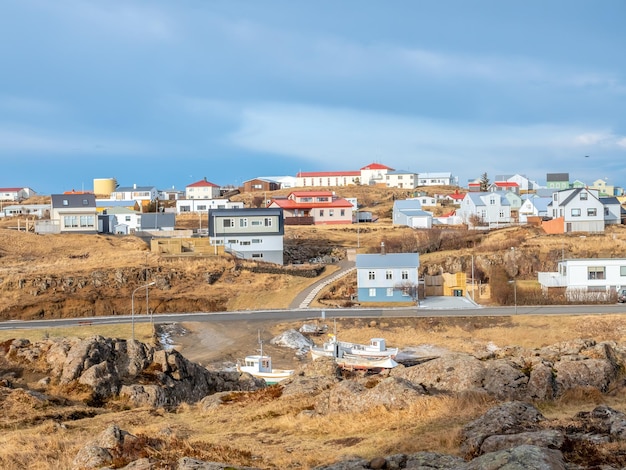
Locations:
1;1;625;195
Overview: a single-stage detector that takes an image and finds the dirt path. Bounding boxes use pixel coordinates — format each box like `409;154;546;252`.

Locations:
168;319;308;371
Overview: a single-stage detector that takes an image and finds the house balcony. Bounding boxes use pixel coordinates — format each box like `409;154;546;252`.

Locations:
284;216;315;226
537;272;567;287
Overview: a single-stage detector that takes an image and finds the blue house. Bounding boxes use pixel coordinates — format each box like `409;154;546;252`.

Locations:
356;252;420;303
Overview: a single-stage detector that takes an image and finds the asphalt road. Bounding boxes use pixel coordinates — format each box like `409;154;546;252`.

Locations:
1;304;625;331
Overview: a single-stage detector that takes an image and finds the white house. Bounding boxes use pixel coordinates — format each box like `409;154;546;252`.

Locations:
519;196;551;223
176;199;244;214
456;192;512;227
111;184;159;202
103;207;141;234
538;258;626;300
38;194;98;234
0;203;49;218
185;178;221;199
495;174;541;192
356;252;420;303
549;188;605;233
385;170;419;189
0;187;37;201
360;162;394;186
418;172;456;186
392;199;433;228
208;207;285;265
601;197;622;225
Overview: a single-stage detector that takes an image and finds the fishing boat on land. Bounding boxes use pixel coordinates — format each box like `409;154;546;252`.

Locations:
237;334;294;384
310;335;399;361
335;354;398;370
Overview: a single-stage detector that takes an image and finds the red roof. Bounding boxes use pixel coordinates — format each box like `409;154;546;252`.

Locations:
0;187;24;192
289;190;334;197
449;191;465;201
361;162;394;171
296;171;360;178
493;181;519;188
187;178;218;188
270;198;354;209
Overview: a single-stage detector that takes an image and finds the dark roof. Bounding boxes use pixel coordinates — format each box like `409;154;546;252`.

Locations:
546;173;569;181
51;194;96;208
209;208;283;217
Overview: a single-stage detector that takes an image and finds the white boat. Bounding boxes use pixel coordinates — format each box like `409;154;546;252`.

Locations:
336;354;398;370
310;335;399;361
237;334;294;385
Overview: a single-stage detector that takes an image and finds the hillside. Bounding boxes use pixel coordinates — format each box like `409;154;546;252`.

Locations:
1;215;626;320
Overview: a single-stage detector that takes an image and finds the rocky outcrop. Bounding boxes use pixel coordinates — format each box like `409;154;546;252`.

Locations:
72;424;138;469
315;376;427;414
2;336;266;407
391;339;624;401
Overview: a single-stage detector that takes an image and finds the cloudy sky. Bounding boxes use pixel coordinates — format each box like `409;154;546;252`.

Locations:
1;1;625;194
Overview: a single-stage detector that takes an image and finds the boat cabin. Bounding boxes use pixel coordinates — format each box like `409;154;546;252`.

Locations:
244;355;272;373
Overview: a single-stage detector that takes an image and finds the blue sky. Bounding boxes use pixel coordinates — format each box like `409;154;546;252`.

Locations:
1;1;625;195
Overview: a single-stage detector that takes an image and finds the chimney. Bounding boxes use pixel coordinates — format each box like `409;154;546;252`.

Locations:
380;242;385;255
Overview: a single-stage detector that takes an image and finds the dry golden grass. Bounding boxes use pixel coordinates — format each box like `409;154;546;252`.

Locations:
0;323;155;344
3;314;626;468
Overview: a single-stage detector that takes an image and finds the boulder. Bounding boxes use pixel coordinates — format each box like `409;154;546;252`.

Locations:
315;376;426;414
390;352;486;393
460;401;546;458
72;424;136;469
465;444;566;470
177;457;260;469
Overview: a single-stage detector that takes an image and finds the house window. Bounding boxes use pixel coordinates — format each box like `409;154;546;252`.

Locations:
587;208;597;216
386;288;394;297
571;208;581;217
368;271;375;280
252;253;263;258
369;288;376;297
490;198;495;205
240;241;251;245
252;239;262;244
63;216;77;227
180;205;190;212
499;210;505;217
239;218;248;228
251;220;262;226
605;207;610;216
319;210;324;217
621;266;626;276
340;209;345;216
79;215;94;227
227;239;238;244
401;270;409;280
125;216;131;222
264;217;272;227
580;192;588;200
82;199;88;205
197;205;206;211
386;270;393;280
329;210;334;217
588;266;605;280
63;199;69;206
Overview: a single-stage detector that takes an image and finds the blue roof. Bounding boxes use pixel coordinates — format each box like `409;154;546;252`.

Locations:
356;253;419;269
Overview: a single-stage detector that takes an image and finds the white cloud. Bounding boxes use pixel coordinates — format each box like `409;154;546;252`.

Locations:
228;102;626;181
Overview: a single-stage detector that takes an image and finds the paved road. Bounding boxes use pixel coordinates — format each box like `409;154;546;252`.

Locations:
289;257;356;309
2;303;625;331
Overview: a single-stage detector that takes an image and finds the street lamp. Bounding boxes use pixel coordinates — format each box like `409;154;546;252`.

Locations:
131;281;156;341
510;246;517;314
508;279;517;314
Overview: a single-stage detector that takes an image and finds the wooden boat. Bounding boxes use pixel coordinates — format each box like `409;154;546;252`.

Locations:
336;354;398;370
237;334;294;385
310;335;398;361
